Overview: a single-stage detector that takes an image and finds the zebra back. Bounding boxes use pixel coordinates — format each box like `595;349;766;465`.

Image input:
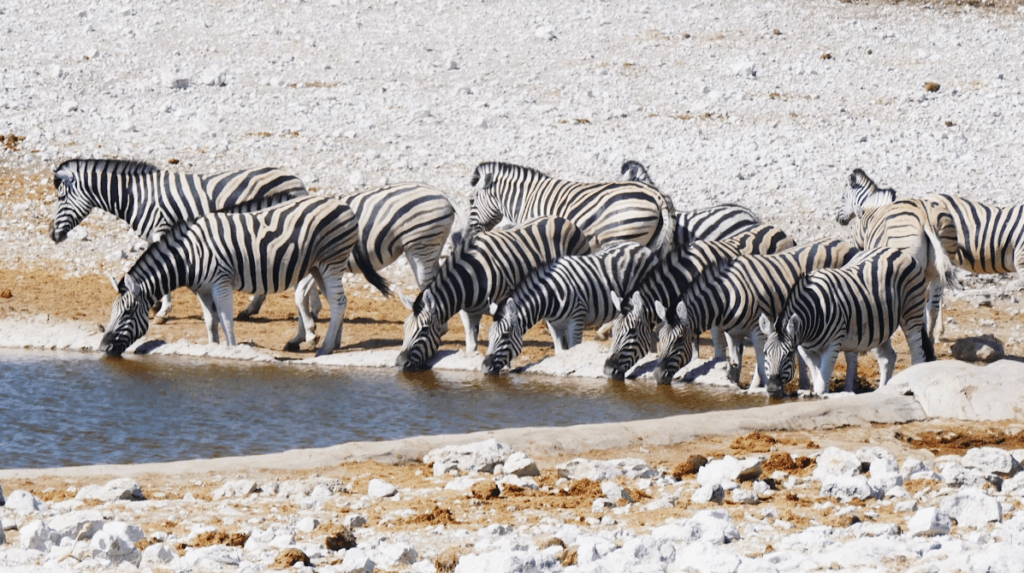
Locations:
677;204;763;246
468;161;676;256
620;160;657;188
926;194;1024;275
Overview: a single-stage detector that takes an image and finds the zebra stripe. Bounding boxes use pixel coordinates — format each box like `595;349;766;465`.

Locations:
51;158;308;321
618;160;761;245
603;224;796;380
759;247;934;397
468;161;676;255
837;168;958;340
652;238;859;386
927;194;1024;276
99;196;387;358
397;216;591;370
482;242;657;375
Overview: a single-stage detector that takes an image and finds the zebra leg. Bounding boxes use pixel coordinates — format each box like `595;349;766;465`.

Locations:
193;289;221;344
842;351;859;393
926;281;944;341
748;329;766;391
799;348;824;395
595;323;613;340
724;331;744;386
460;310;482;355
711;327;727;360
153;293;174;325
316;269;348;356
212;284;237;346
546;320;570;354
874;339;897;387
285;275;319;352
796;346;813;391
815;344;842;395
237;294;266;321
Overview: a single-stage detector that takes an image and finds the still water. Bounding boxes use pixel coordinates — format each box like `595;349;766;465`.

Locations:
0;349;767;469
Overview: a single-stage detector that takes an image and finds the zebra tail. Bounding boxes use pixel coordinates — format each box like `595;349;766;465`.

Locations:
921;325;936;362
924;223;961;292
352;239;391;298
652;195;678;257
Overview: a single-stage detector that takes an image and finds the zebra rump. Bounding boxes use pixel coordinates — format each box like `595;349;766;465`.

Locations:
100;196;387;358
397;216;591;371
482;242;657;375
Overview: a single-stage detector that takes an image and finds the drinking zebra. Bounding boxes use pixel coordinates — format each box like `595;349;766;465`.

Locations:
238;183;456;348
651;238;859;387
618;160;761;246
50;159;308;322
836;168;958;339
397;216;590;371
99;196;388;358
467;161;676;255
603;224;796;381
758;247;934;397
925;194;1024;279
481;242;657;375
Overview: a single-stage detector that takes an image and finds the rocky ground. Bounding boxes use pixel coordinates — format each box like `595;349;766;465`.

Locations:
4;0;1024;571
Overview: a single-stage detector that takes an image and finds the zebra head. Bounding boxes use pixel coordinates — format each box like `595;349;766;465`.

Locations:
758;313;799;398
49;161;93;243
482;298;523;375
651;300;695;385
467;162;505;234
396;289;448;370
604;290;654;380
100;275;154;357
620;160;656;188
837;168;895;226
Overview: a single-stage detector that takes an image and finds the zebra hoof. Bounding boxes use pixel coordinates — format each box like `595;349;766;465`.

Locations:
236;311;254;322
152;316;167;325
283;341;302;352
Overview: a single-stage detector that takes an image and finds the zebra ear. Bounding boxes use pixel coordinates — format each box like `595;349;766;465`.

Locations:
609;291;622;312
488;300;500;316
629;290;644;311
109;274;121;291
654;300;668;322
784;315;801;338
674;301;689;327
758;313;774;336
122;274;141;296
399;291;416;310
421;289;436;310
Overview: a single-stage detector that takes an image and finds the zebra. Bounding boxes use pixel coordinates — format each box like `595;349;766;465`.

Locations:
758;247;935;397
603;224;796;381
619;160;761;246
238;183;456;348
924;194;1024;279
396;216;591;371
481;242;657;375
836;168;958;339
651;238;860;387
99;196;389;358
50;159;308;322
467;161;676;256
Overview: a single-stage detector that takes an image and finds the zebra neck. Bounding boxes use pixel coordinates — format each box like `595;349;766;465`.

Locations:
127;240;192;302
99;172;163;239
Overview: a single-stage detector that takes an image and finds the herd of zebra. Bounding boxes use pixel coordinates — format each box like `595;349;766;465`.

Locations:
44;158;1024;397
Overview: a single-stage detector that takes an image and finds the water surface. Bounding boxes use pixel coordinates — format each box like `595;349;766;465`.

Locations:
0;349;767;469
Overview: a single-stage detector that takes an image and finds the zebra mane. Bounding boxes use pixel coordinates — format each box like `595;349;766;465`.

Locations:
773;273;814;336
667;256;736;325
470;162;551;187
56;158;162;177
849;168;896;204
413;229;477;315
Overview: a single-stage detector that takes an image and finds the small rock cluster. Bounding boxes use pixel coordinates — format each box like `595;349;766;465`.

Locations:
3;439;1024;572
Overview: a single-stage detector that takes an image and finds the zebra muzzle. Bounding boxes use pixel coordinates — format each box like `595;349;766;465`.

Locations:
49;221;67;243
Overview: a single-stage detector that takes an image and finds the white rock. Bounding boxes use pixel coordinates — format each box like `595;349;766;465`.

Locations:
212;479;258;499
691;483;725;504
950;336;1005;363
296;517;320;533
503;451;540;477
534;26;556;41
601;481;633;504
340;547;376;573
367;479;398;499
182;545;243;567
962;447;1019;477
731;488;759;505
653;509;740;545
61;100;79;114
373;541;418;568
556;457;657;481
141;543;177;566
89;522;142;565
343;514;368;528
19;520;60;551
424;438;513;476
813;447;863;478
939;487;1002;527
5;490;45;515
900;457;932;480
673;540;742;571
197;66;227;86
48;510;106;540
75;478;143;502
820;475;880;502
907;507;953;537
696;456;761;487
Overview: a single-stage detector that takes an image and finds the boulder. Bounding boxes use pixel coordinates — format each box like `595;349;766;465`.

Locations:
339;547;376;573
820;475;881;502
48;510;106;540
19;520;60;551
600;481;633;504
89;522;143;565
691;483;725;504
367;479;398;499
652;509;740;545
887;360;1024;421
5;490;45;515
940;487;1002;528
212;479;258;500
141;543;177;567
907;507;952;537
950;336;1005;363
76;478;144;502
503;452;540;477
373;541;418;569
424;439;513;476
696;456;762;487
182;545;244;568
813;447;863;478
962;447;1019;477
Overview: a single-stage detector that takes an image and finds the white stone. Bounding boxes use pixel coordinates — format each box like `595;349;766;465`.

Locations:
296;517;320;533
197;66;227;86
731;488;759;505
962;447;1019;476
950;336;1005;363
813;447;863;478
940;487;1002;527
907;507;953;537
373;541;418;568
820;475;880;502
691;483;725;504
75;478;143;502
141;543;177;566
503;451;540;477
61;100;79;114
343;514;368;528
182;545;243;567
534;26;556;41
48;510;106;540
5;490;45;515
424;439;513;476
340;547;376;573
868;472;903;493
653;509;739;545
600;481;633;504
212;479;258;499
890;360;1024;421
900;457;932;480
89;522;143;565
556;457;657;481
367;479;398;499
19;520;60;551
696;456;762;487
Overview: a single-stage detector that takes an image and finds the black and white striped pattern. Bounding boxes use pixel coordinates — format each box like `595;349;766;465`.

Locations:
758;247;934;397
51;158;308;321
927;194;1024;277
481;242;657;375
651;238;859;386
397;216;591;370
242;183;456;346
836;168;958;340
468;161;676;255
603;224;796;380
618;160;761;246
99;196;388;358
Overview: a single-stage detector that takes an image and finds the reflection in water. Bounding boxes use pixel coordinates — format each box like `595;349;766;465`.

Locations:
0;349;767;469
